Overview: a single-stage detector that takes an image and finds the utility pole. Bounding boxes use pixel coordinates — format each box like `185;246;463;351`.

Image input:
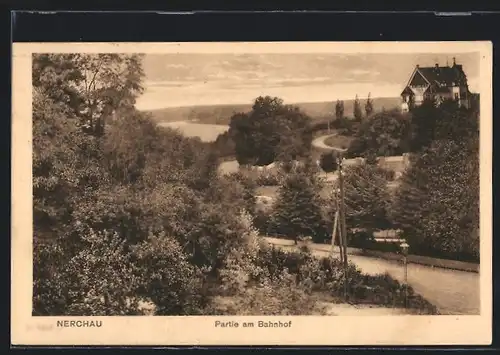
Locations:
331;198;342;262
338;154;349;300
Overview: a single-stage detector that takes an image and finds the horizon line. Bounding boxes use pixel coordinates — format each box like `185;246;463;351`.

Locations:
137;95;401;112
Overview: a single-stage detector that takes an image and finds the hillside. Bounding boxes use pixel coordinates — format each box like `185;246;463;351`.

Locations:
145;97;401;125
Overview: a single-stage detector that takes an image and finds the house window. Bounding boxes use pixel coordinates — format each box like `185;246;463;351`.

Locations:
454;93;459;100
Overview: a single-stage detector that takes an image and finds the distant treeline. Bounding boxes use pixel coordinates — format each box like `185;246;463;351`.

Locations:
147;97;401;126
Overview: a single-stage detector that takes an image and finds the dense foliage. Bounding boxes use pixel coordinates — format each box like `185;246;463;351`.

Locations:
32;54;259;315
33;53;144;136
228;96;313;166
319;152;338;173
341;98;479;262
268;161;330;244
347;109;412;158
389;99;480;261
342;163;393;232
248;245;438;314
32;54;441;317
390;139;479;261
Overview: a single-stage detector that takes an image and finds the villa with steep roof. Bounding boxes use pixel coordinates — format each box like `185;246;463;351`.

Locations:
400;57;471;112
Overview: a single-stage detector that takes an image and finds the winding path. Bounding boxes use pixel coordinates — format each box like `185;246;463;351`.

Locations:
312;133;348;153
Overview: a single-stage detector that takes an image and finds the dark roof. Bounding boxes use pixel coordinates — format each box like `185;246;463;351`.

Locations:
417;64;467;87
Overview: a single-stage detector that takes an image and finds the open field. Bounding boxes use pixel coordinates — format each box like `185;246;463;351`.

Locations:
158;121;229;142
146;97;401;125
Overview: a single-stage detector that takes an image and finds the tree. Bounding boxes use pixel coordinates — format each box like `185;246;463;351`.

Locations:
32;54;86;117
335;100;345;120
33;53;145;136
33;87;110;240
269;163;329;244
353;95;363;121
433;100;479;146
408;98;442;152
102;110;158;185
389;138;479;261
34;230;146;316
319;152;338;173
33;89;79;238
409;98;478;153
365;92;374;117
33;239;70;315
34;52;277;316
342;163;392;231
131;232;207;315
347;108;412;158
229;96;313;166
188;147;220;193
212;131;236;158
223;172;257;215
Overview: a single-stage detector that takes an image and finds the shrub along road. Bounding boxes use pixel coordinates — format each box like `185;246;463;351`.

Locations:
265;237;480;315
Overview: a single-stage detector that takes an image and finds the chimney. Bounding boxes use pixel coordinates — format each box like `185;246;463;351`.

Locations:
416;64;419;68
453;57;456;66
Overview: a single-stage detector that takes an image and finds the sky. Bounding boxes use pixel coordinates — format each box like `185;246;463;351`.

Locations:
135;52;480;110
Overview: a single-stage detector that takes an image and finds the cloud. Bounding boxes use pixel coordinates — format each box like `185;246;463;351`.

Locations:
139;52;480;109
350;69;380;76
144;80;199;88
165;63;187;69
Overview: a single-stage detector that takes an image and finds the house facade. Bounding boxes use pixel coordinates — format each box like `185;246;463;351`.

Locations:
400;58;471;112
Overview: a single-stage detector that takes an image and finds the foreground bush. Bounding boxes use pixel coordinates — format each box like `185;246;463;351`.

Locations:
34;229;212;316
215;223;321;315
34;230;146;316
250;245;439;314
215;271;321;316
131;233;209;315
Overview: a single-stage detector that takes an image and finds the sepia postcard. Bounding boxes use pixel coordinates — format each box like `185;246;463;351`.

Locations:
11;41;492;346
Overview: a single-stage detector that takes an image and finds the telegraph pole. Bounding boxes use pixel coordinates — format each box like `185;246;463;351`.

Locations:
338;154;349;300
331;208;339;257
331;197;342;262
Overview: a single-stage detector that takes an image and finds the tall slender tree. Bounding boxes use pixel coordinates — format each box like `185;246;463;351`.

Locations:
353;95;363;121
365;92;374;117
335;100;345;120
